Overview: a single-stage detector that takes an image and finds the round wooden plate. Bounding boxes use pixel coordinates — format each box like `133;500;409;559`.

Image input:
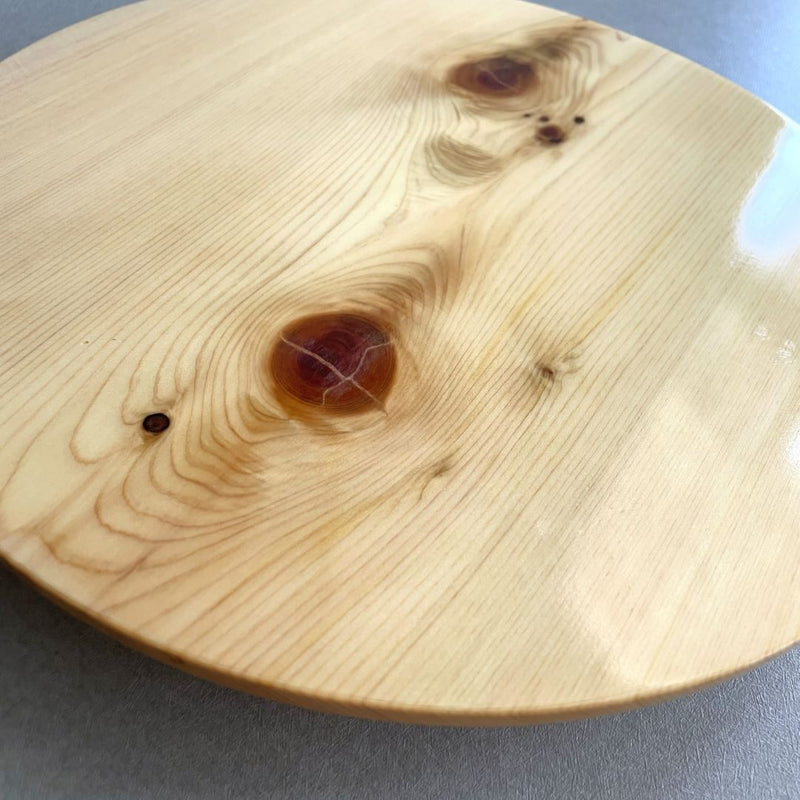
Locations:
2;0;800;724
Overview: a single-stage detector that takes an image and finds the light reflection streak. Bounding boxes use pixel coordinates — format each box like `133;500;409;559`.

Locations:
737;124;800;267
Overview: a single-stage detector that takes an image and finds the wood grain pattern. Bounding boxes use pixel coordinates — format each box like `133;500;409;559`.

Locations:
2;0;800;723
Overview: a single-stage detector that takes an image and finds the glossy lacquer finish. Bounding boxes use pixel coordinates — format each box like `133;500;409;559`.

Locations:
0;0;799;723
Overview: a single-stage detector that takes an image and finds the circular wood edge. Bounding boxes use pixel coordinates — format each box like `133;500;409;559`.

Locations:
1;0;794;129
0;0;176;67
5;552;796;725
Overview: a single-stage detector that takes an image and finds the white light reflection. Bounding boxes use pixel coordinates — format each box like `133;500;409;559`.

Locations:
785;421;800;472
737;123;800;267
776;339;796;362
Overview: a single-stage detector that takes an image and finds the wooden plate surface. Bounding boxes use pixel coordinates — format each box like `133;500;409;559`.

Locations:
2;0;800;723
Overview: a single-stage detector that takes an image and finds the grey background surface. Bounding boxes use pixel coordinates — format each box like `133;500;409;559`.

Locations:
1;1;800;798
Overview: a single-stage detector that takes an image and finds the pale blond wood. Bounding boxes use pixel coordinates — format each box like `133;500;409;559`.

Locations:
2;0;800;724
